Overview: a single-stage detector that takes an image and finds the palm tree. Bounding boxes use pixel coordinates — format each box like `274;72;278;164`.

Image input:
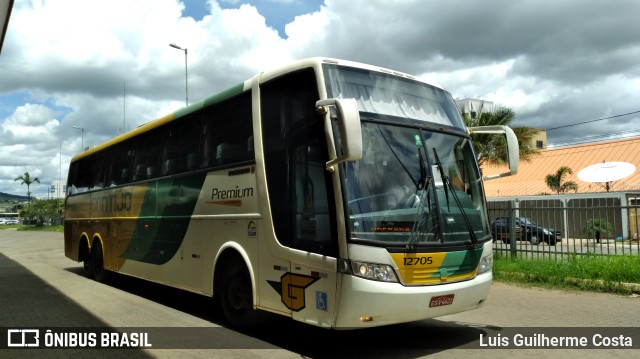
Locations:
586;218;614;244
461;105;541;168
545;166;579;194
14;172;40;204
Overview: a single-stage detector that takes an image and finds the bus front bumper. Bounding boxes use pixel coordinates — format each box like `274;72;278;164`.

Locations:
333;271;492;329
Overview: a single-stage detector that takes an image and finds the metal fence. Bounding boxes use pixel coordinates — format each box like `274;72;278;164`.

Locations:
487;200;640;259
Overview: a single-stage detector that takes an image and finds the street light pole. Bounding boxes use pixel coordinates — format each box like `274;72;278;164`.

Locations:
169;43;188;106
73;126;84;151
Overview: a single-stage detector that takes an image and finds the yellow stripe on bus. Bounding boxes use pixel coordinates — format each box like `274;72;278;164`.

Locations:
389;251;478;285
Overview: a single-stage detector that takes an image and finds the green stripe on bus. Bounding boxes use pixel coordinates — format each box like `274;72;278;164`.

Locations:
121;172;208;264
429;247;483;278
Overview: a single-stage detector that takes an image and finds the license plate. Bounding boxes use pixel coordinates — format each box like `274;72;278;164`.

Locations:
429;294;455;308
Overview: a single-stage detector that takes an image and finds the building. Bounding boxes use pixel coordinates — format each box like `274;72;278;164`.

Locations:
455;98;494;119
49;179;66;199
482;136;640;241
524;129;548;150
483;136;640;198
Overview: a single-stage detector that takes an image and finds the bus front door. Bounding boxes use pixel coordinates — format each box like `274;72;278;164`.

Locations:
288;142;338;328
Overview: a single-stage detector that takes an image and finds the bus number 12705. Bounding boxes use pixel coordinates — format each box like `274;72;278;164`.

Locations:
403;256;434;266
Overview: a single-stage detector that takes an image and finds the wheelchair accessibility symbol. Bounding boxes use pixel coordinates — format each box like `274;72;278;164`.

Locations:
316;291;328;311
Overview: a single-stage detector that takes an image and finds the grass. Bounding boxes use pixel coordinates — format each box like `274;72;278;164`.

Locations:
17;225;65;232
0;224;65;232
494;252;640;295
7;224;640;295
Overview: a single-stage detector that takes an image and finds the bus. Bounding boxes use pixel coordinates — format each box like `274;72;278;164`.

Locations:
64;57;519;329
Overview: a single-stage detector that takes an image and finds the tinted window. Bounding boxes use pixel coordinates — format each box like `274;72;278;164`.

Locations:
161;114;201;175
261;68;337;257
200;92;254;168
131;129;162;182
68;92;254;195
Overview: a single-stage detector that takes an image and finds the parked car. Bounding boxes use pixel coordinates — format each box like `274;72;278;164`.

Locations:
4;218;20;225
490;216;562;245
0;218;6;225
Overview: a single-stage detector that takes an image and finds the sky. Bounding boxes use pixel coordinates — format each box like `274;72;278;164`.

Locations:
1;0;640;198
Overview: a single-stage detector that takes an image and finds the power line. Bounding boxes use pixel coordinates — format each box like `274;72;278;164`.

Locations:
548;128;640;147
547;110;640;131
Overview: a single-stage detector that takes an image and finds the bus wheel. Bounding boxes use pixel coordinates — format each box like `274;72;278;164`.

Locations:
91;241;110;283
82;243;94;279
219;260;267;328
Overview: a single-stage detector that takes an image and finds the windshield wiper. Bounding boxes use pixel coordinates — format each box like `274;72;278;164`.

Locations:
405;145;437;251
432;148;478;245
374;126;435;251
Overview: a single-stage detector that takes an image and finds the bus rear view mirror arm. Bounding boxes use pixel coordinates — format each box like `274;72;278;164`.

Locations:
316;98;363;172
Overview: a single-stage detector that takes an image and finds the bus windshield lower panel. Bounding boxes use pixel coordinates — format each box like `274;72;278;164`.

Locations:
343;123;491;248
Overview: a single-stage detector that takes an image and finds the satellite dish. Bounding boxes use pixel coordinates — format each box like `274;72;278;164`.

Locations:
577;161;636;192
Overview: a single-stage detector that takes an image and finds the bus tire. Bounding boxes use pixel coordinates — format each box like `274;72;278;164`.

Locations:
91;240;110;283
219;259;267;328
81;241;94;279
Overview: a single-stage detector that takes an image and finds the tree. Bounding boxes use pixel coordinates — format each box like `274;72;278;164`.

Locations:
545;166;579;194
21;198;63;226
586;218;614;244
461;105;541;168
14;171;40;204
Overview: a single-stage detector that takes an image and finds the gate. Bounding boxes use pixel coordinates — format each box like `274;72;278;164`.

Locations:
487;199;640;259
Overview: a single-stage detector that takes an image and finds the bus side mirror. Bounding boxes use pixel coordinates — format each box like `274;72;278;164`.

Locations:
316;98;362;171
468;125;519;180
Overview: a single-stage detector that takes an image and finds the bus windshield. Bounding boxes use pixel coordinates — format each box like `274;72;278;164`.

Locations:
324;64;490;248
323;64;465;131
343;120;490;247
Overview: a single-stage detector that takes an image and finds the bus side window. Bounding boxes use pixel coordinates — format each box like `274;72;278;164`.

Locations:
261;68;337;256
131;129;161;181
199;122;214;168
121;168;129;183
163;159;177;175
133;164;146;182
216;143;244;165
103;145;131;186
187;152;197;170
293;140;332;254
200;92;253;168
90;153;107;190
161;114;201;175
71;157;92;193
146;166;156;179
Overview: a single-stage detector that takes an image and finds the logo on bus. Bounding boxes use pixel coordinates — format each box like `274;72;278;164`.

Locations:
211;186;254;200
207;186;254;207
91;191;133;214
267;273;319;312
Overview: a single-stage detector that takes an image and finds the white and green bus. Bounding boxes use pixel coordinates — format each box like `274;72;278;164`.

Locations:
65;57;518;329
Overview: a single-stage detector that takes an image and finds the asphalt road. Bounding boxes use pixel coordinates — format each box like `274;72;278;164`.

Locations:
0;229;638;359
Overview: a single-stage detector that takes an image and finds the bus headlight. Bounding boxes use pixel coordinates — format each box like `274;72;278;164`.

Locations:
477;253;493;275
350;261;398;282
